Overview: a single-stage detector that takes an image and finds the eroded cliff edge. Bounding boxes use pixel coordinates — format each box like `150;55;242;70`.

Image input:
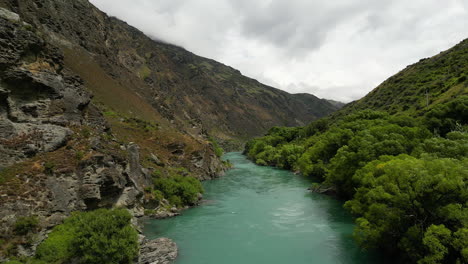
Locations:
0;0;338;150
0;8;222;263
0;0;339;262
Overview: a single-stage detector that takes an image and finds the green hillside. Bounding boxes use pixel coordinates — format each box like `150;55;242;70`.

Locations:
245;39;468;264
338;39;468;117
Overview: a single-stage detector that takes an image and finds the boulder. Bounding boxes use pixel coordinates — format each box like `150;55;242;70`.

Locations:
0;7;20;22
150;153;165;167
138;237;178;264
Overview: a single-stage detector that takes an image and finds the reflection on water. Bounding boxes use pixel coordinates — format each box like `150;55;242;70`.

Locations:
143;152;384;264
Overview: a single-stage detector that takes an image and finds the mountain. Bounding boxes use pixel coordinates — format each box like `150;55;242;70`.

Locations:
0;0;337;149
0;0;339;262
244;39;467;264
336;38;468;118
325;99;345;109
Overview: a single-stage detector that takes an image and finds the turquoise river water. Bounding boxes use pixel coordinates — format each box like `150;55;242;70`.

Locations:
143;152;383;264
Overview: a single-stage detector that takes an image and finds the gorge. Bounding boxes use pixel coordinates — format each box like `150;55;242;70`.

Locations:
144;152;384;264
0;0;466;264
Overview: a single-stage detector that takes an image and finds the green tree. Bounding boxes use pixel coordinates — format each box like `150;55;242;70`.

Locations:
36;209;138;264
153;175;204;207
13;216;39;236
345;155;468;263
424;96;468;136
419;225;452;264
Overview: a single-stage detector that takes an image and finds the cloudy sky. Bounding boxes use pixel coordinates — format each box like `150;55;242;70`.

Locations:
90;0;467;102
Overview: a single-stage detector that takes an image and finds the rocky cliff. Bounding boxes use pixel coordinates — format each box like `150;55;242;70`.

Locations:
0;0;339;261
0;6;221;262
0;0;338;148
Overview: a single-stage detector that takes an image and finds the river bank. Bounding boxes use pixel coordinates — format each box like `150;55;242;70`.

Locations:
142;152;383;264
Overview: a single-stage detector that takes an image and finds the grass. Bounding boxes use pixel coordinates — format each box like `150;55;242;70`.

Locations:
63;47;164;123
0;126;99;198
335;39;468;118
139;65;152;79
198;61;214;70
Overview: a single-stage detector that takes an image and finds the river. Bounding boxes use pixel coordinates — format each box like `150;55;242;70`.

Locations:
143;152;382;264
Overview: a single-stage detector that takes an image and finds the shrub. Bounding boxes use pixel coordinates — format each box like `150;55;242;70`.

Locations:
103;111;118;117
152;169;162;178
81;128;91;138
75;151;84;160
43;162;55;175
424;96;468;136
5;258;48;264
457;75;466;83
153;175;203;207
208;137;224;157
14;216;39;236
169;195;183;207
255;159;267;166
345;155;468;263
153;190;164;202
35;209;138;264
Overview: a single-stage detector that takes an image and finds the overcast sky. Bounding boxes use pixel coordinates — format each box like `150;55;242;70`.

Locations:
90;0;467;102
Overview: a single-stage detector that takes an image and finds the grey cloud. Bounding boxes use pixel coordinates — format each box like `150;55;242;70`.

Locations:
90;0;468;102
229;0;395;54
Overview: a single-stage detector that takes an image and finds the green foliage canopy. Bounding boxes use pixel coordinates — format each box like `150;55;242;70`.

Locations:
35;209;138;264
244;105;468;262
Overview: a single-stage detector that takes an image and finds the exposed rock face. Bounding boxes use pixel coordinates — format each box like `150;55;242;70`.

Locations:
138;237;178;264
0;0;339;148
0;13;90;168
0;0;338;261
0;8;226;262
0;9;142;252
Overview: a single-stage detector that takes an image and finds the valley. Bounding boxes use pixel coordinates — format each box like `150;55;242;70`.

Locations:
0;0;466;264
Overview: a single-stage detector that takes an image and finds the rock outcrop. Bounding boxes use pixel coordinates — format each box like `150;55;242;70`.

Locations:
138;237;178;264
0;8;227;262
0;12;89;168
0;0;339;149
0;0;339;261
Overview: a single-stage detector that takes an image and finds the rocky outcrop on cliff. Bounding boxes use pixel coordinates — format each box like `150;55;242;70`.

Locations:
0;0;339;147
0;0;338;261
0;9;148;243
0;11;89;168
0;8;225;261
138;237;178;264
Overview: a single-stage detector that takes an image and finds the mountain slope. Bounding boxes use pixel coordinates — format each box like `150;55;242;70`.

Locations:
244;39;468;264
0;0;338;261
337;38;468;117
0;0;338;148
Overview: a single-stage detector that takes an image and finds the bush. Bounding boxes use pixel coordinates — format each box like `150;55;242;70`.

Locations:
345;155;468;263
4;258;48;264
14;216;39;236
153;190;164;202
168;195;183;207
153;175;203;207
35;209;138;264
75;151;84;160
43;162;55;175
208;137;224;157
244;109;468;262
424;96;468;136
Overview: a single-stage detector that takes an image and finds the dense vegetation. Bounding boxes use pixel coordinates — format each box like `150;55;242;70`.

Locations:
153;174;204;207
144;167;205;210
6;209;139;264
336;39;468;117
245;96;468;263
